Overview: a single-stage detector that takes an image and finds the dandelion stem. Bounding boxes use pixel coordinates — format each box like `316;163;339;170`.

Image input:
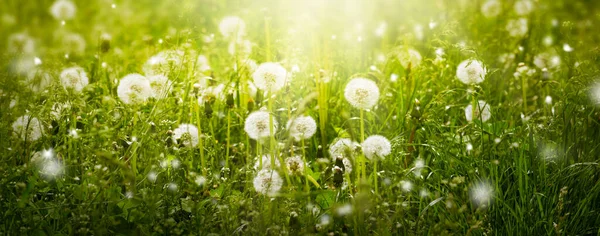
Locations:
226;109;231;169
302;138;309;193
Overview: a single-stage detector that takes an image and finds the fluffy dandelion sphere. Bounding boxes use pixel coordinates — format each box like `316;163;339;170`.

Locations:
344;78;380;110
147;75;172;99
252;62;287;93
589;82;600;106
506;18;529;37
62;33;86;55
285;155;305;175
172;124;199;147
143;50;184;76
244;111;278;140
361;135;392;161
329;138;357;160
12;115;44;141
456;59;487;85
198;84;226;104
39;159;64;180
397;48;422;68
254;154;281;170
481;0;502;18
342;157;353;174
7;33;35;55
465;100;492;122
287;115;317;141
533;52;561;69
197;55;211;72
60;67;89;92
253;169;283;196
117;74;153;105
50;0;76;20
470;181;494;207
514;0;534;16
219;16;246;39
228;39;253;57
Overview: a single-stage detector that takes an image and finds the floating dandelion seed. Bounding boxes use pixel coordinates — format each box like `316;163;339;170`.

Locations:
219;16;246;39
147;75;172;99
172;124;199;147
117;74;153;105
361;135;391;161
344;78;380;110
397;48;422;68
252;62;287;93
329;138;357;160
253;169;283;196
60;67;89;92
456;59;487;84
465;100;492;122
254;154;281;170
285;155;304;175
470;181;494;207
12;115;44;141
481;0;502;18
287;115;317;141
50;0;76;21
506;18;529;37
244;111;278;140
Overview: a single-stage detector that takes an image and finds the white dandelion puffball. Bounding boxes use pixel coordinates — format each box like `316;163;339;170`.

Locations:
172;124;200;147
254;154;281;170
12;115;44;141
7;33;35;55
329;138;357;160
533;52;561;69
198;84;226;105
252;62;287;93
62;33;86;55
147;75;172;99
481;0;502;18
589;82;600;106
117;74;153;105
514;0;534;16
397;48;422;68
244;111;278;140
285;155;305;175
219;16;246;39
361;135;392;161
39;159;64;180
456;59;487;85
197;55;211;72
26;69;53;93
344;78;380;110
50;0;76;20
253;169;283;196
465;100;492;122
143;50;184;76
287;115;317;141
60;67;89;92
342;157;352;174
228;39;253;57
506;18;529;37
470;181;494;207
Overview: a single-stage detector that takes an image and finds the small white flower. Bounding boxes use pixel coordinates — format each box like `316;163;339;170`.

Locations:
254;154;281;170
172;124;199;147
60;66;89;92
506;18;529;37
253;169;283;196
285;155;304;175
13;115;44;141
329;138;357;160
244;111;278;140
456;59;487;85
50;0;76;20
287;115;317;141
470;181;494;207
219;16;246;39
465;100;492;122
147;75;172;99
252;62;287;93
481;0;502;18
514;0;534;16
361;135;392;161
117;74;153;105
344;78;380;110
397;48;422;68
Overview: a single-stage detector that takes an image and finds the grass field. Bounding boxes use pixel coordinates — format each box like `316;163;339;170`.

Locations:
1;0;600;235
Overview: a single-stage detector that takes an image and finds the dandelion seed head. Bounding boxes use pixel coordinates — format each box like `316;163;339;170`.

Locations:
12;115;44;141
400;180;413;192
254;154;281;170
197;55;211;72
456;59;486;84
195;176;206;186
335;204;353;216
252;62;287;93
329;138;357;160
147;171;158;183
466;143;474;151
253;169;283;196
143;50;184;76
60;67;89;92
167;182;178;192
545;96;553;105
481;0;502;18
589;82;600;106
397;48;422;68
534;52;561;70
465;100;492;122
117;73;153;105
147;75;172;99
470;181;494;207
344;78;380;110
50;0;76;20
244;111;277;140
514;0;534;16
361;135;391;161
172;124;199;147
563;43;573;52
228;39;253;57
285;155;304;175
62;33;86;55
287;115;317;141
7;33;35;55
219;16;246;39
506;18;529;37
39;159;64;180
